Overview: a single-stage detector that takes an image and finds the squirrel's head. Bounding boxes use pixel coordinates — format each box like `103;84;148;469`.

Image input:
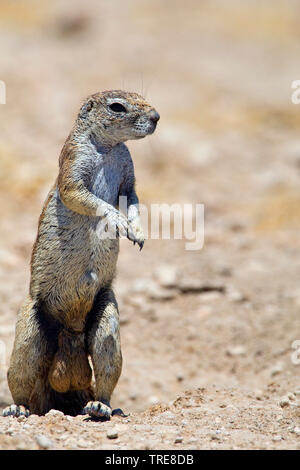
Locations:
78;90;160;146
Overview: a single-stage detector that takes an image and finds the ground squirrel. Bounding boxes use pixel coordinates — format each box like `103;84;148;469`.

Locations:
3;90;159;418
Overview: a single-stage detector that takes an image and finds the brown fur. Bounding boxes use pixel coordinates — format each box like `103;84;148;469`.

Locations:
48;330;92;393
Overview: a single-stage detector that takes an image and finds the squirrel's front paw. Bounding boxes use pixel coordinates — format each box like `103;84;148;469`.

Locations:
127;219;145;250
102;210;129;238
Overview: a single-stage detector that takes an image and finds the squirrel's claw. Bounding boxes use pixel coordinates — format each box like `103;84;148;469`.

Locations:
127;218;144;251
131;239;144;250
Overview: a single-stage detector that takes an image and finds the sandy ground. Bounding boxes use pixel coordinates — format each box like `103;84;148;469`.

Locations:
0;0;300;449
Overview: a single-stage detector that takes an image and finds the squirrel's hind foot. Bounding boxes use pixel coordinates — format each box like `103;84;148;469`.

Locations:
2;404;30;418
82;401;128;420
82;400;112;420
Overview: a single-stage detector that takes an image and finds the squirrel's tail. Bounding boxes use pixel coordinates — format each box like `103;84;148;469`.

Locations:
48;329;92;393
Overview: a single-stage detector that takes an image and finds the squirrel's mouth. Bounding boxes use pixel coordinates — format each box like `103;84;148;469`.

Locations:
147;121;158;134
133;120;157;138
131;109;159;138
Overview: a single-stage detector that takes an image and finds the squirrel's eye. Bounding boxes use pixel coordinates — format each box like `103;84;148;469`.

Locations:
109;103;127;113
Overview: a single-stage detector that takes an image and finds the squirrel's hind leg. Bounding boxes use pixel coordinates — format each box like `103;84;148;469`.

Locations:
84;288;123;419
5;296;57;416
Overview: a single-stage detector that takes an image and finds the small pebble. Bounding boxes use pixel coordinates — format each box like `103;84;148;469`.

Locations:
287;392;296;401
174;436;183;443
149;286;177;301
129;392;137;401
227;290;246;302
106;428;119;439
154;264;178;288
270;365;283;377
45;409;64;418
279;397;290;408
35;434;54;449
294;427;300;436
226;346;246;357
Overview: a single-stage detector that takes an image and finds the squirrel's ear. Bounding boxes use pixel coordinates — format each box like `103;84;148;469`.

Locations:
80;99;95;118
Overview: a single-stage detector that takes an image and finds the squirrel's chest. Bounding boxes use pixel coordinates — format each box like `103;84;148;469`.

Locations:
90;157;123;205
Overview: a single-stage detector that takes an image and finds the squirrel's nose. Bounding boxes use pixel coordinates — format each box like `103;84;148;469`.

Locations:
148;110;160;123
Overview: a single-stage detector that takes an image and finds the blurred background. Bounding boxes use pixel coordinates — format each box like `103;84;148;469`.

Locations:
0;0;299;413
